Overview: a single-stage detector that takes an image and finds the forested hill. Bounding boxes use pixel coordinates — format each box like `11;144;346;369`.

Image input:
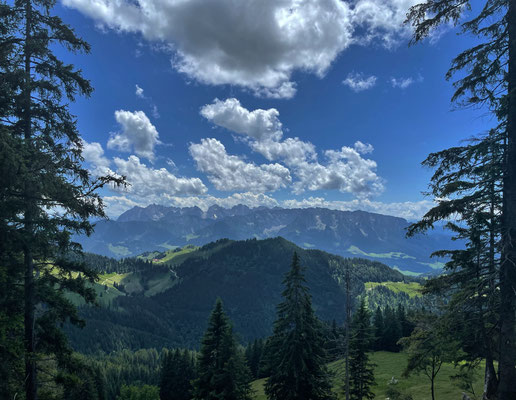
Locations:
68;237;415;353
76;205;454;274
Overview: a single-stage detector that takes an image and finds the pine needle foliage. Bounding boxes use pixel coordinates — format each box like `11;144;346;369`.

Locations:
264;252;335;400
348;299;376;400
192;299;253;400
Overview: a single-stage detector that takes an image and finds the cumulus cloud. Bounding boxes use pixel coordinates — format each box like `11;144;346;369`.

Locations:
351;0;417;47
354;140;374;154
342;72;377;92
200;98;382;197
189;138;291;192
200;98;283;142
81;140;207;208
63;0;420;98
108;110;160;161
103;195;143;218
82;140;112;176
113;155;207;198
289;145;383;197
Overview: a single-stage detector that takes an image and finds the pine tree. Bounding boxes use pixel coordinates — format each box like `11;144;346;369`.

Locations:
0;1;123;399
245;339;264;380
372;307;384;351
264;252;335;400
160;349;196;400
405;0;516;398
383;306;402;352
396;304;413;338
347;299;375;400
192;299;252;400
407;130;502;397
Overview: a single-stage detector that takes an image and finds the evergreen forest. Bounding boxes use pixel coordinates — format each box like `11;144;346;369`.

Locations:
1;0;515;399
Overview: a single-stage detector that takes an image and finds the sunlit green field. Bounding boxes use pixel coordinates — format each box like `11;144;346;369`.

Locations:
251;351;483;400
364;281;423;298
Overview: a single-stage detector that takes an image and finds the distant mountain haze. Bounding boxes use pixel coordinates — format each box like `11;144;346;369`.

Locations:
76;205;455;274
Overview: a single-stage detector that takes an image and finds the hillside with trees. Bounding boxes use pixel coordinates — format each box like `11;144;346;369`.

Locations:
66;237;420;353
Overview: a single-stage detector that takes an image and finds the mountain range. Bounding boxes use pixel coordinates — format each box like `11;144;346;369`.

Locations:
76;204;454;275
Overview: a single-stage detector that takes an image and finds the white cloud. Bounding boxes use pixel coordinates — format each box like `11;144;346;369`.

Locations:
351;0;419;47
135;84;144;98
108;110;160;161
251;137;317;166
390;77;414;89
63;0;420;98
200;98;383;197
354;140;374;154
390;74;423;89
113;155;207;198
290;145;383;197
200;98;283;142
81;141;207;207
103;195;143;218
82;140;112;176
151;105;160;119
189;138;291;192
342;72;377;92
135;85;160;117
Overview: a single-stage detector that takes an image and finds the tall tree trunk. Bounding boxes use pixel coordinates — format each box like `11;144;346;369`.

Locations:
483;357;498;400
23;1;37;399
430;359;436;400
499;0;516;398
484;185;498;400
344;265;350;400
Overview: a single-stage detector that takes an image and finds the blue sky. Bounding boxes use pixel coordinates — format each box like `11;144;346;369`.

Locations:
54;0;493;219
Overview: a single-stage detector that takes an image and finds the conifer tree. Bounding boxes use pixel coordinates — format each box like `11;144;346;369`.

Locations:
0;0;123;398
245;339;264;380
383;306;402;352
372;307;384;351
264;252;334;400
405;0;516;397
347;299;375;400
160;349;196;400
192;299;252;400
407;130;503;397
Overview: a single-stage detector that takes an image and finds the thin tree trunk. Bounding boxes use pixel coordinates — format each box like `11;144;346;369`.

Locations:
499;0;516;398
345;265;350;400
431;360;436;400
484;173;499;400
22;1;37;399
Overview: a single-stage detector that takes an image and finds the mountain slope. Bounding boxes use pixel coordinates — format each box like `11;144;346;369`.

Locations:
77;205;454;274
67;237;411;353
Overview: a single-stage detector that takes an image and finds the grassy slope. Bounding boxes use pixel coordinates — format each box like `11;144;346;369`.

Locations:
364;281;423;298
157;245;199;265
251;352;483;400
138;245;199;265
